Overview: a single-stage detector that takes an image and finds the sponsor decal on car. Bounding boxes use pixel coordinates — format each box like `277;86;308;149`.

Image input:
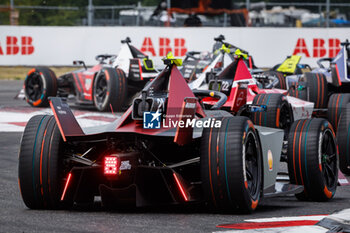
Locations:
268;149;273;171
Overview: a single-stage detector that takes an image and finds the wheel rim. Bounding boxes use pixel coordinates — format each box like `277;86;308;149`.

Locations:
25;72;43;101
320;129;337;189
94;72;108;107
279;102;292;129
244;130;260;199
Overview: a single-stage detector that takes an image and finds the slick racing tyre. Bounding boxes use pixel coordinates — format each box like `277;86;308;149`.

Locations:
327;94;350;131
201;117;262;213
18;115;70;209
336;103;350;175
252;93;293;130
24;67;57;107
287;118;338;201
289;72;328;109
93;68;127;112
263;71;287;90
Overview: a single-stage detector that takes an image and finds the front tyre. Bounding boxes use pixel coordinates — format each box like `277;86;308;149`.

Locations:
287;118;338;201
93;68;127;112
201;117;262;213
288;72;328;109
327;94;350;131
252;93;293;130
18;115;69;209
336;103;350;175
263;71;287;90
24;67;57;107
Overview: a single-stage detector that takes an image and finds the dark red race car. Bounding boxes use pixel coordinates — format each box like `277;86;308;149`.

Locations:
18;56;339;213
23;37;158;111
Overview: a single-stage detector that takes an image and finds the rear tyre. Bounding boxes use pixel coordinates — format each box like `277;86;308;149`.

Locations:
18;115;69;209
263;71;287;90
289;72;328;109
252;93;293;130
201;117;262;213
93;68;127;112
24;67;57;107
287;118;338;201
336;103;350;175
327;94;350;131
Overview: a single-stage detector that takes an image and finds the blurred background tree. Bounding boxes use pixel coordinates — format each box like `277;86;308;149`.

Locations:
0;0;348;25
0;0;159;25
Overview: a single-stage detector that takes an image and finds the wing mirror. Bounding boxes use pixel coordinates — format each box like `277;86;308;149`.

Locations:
73;60;87;70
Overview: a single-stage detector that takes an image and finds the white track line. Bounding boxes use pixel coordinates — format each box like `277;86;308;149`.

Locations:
244;215;327;223
214;225;327;233
214;209;350;233
0;107;119;132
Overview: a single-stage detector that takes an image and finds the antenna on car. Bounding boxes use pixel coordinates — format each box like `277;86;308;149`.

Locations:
214;34;225;42
121;37;131;44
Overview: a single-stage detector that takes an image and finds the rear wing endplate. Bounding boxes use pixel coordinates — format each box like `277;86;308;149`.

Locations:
49;97;85;141
277;55;301;74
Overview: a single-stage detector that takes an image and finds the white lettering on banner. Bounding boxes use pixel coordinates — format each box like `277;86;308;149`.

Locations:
0;26;349;67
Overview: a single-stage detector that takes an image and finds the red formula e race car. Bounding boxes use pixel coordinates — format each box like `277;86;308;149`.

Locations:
23;37;158;111
18;56;338;213
192;51;311;128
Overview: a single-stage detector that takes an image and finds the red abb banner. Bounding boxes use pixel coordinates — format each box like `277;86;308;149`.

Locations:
0;36;34;55
293;38;340;58
140;37;187;57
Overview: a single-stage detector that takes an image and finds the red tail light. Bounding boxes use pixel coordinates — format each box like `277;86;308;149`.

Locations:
173;173;188;201
104;156;119;175
61;172;72;201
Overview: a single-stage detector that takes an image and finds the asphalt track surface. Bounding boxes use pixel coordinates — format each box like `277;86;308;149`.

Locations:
0;80;349;233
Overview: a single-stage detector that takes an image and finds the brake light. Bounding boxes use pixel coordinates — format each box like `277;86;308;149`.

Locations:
104;156;119;175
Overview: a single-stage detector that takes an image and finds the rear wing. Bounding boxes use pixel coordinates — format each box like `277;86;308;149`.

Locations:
331;46;349;85
49;97;85;141
276;55;301;74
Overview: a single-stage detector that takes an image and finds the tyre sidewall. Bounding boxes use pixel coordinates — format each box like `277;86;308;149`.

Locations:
24;67;57;107
336;103;350;174
287;119;338;201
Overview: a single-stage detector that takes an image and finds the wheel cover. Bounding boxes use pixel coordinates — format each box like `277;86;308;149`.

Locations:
244;130;260;199
320;129;337;190
94;72;108;107
25;72;43;101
